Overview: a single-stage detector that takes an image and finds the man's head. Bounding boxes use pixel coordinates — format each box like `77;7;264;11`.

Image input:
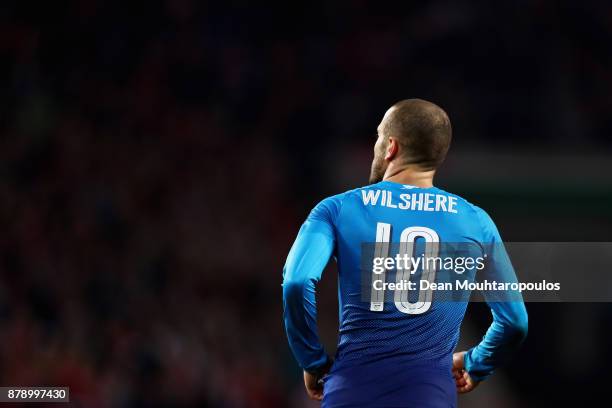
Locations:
369;99;452;183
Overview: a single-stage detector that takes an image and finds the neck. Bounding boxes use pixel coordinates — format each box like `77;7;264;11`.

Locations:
383;164;435;188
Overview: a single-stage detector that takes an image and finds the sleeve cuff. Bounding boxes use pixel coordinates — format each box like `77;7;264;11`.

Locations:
464;348;491;382
304;355;333;376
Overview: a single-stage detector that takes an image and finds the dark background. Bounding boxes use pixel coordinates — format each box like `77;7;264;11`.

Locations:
0;1;611;406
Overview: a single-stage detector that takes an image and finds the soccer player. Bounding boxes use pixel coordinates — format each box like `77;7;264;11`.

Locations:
282;99;528;407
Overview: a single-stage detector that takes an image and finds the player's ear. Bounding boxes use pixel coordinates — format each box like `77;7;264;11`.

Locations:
385;137;399;161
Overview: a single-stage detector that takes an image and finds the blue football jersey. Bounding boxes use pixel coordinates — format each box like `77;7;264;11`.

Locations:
282;180;527;407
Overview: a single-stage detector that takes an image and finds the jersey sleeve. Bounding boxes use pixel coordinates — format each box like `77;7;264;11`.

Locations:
282;195;343;372
464;207;529;382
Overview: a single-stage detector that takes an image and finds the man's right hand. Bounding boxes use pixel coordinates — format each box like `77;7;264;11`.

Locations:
303;370;324;401
303;358;333;401
452;351;480;393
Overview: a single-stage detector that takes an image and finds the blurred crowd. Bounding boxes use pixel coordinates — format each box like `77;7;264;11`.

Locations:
0;1;611;406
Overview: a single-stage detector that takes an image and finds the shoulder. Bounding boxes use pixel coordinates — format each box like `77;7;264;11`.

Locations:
435;187;499;239
308;184;374;224
434;188;489;218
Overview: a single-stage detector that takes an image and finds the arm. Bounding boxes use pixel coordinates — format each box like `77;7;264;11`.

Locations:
458;208;528;386
282;197;340;374
464;300;528;382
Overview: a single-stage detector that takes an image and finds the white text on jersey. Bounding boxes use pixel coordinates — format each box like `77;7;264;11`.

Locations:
361;190;458;213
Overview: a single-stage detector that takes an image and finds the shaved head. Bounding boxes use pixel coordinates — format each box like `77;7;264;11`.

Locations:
370;99;452;183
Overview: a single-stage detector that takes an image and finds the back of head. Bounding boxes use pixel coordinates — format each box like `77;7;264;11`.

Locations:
381;99;452;170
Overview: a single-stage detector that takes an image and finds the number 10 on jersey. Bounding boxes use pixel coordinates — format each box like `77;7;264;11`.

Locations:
370;222;440;315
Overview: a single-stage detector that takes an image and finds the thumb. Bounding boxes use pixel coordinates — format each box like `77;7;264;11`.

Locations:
453;351;466;370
